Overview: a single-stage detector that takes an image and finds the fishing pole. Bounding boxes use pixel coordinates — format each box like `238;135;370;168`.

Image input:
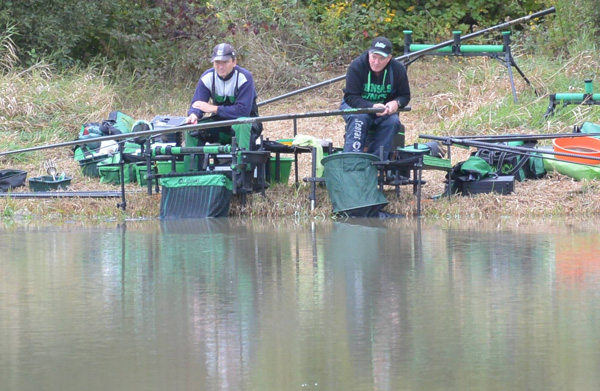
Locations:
257;7;556;106
420;134;600;164
448;132;600;143
0;106;400;158
0;191;124;198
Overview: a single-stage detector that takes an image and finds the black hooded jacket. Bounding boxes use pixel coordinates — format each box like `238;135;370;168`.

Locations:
342;51;410;109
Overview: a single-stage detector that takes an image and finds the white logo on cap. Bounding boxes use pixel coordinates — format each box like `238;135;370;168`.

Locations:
375;42;387;49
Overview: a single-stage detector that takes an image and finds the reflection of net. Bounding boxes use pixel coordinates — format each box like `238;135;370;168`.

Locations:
159;217;231;234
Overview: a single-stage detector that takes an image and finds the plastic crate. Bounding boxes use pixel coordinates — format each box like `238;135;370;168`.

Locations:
28;176;72;192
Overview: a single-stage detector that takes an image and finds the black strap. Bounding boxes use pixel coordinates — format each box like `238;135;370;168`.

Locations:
495;150;529;176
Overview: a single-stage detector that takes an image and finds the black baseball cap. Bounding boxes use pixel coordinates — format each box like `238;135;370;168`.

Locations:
211;43;236;62
369;37;392;57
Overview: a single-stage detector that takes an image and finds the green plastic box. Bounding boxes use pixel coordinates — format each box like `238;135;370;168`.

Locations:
269;156;293;184
28;176;72;192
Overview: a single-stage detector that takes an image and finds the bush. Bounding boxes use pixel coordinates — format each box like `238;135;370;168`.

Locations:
1;0;599;85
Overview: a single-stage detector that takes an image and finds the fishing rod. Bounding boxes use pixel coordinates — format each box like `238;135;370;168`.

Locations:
448;132;600;143
0;106;399;158
257;7;555;106
0;191;123;198
421;134;600;164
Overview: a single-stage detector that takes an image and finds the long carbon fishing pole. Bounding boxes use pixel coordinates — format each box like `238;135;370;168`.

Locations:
420;134;600;164
447;132;600;143
0;106;397;158
257;7;555;107
0;191;124;198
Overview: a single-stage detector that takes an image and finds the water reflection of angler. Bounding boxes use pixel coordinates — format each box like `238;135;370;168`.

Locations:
327;219;420;381
185;43;263;151
327;220;387;377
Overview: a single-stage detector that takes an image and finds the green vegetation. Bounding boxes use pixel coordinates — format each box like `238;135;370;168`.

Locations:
2;0;600;220
5;0;596;79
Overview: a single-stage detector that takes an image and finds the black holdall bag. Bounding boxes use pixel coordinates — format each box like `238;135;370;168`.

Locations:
0;169;27;192
474;141;546;182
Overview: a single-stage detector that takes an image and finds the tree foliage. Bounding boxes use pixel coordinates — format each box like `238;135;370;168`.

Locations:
0;0;598;80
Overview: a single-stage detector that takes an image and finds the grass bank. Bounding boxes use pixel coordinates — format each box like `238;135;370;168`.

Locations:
2;35;600;222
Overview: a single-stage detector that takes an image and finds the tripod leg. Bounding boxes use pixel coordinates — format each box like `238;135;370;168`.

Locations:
503;50;519;103
510;57;537;96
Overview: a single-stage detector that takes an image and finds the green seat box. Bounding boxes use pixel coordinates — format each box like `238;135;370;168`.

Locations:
135;163;155;187
75;151;111;178
98;163;136;185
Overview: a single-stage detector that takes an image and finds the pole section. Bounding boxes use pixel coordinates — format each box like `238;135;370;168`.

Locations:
1;107;400;158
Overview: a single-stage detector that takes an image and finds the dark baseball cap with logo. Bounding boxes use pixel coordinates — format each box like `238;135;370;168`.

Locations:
368;37;392;57
211;43;236;62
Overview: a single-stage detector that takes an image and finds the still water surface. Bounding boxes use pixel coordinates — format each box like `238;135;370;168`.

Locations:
1;218;600;391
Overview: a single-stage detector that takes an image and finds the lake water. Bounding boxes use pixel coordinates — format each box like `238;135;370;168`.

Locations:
2;218;600;391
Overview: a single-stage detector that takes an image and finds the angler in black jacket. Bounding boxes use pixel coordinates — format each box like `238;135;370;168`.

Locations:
340;37;410;158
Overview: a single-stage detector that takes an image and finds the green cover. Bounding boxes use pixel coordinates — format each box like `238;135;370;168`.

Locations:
156;161;185;175
110;111;135;133
460;156;495;179
322;152;387;217
423;155;452;170
580;122;600;136
543;155;600;181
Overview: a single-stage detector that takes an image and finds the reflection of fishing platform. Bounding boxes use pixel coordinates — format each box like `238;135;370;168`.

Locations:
403;30;535;103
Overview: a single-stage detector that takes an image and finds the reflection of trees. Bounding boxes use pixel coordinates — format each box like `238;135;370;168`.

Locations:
5;221;600;390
